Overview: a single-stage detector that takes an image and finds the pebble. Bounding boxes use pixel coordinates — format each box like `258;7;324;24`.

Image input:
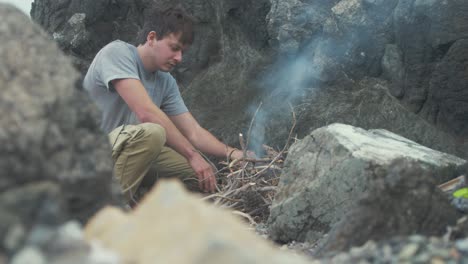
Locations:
398;243;419;259
408;235;425;244
57;221;83;241
455;238;468;252
26;225;55;247
430;257;445;264
312;236;468;264
4;224;26;252
10;247;46;264
451;197;468;213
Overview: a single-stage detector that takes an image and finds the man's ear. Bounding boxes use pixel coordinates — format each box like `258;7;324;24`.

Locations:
147;31;157;45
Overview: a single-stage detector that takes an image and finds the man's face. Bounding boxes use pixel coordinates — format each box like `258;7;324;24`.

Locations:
150;32;188;72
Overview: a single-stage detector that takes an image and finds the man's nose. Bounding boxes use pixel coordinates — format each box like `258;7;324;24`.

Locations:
174;50;182;63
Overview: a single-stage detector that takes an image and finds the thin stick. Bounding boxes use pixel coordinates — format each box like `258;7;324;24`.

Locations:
257;186;277;192
205;195;241;203
236;158;275;163
226;169;243;177
254;165;282;170
239;133;246;151
220;182;254;198
232;210;257;226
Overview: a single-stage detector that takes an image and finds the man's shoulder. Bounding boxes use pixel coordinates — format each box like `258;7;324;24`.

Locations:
101;40;134;54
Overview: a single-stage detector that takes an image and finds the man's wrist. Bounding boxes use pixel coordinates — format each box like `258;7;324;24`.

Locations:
186;147;201;160
226;147;240;160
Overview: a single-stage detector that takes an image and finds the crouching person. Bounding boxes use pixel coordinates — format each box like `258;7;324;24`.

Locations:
83;6;246;203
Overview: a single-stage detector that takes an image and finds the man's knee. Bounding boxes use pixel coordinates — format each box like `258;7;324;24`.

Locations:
139;123;166;149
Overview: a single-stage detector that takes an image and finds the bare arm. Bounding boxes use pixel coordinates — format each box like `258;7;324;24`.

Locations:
169;112;246;160
112;78;216;192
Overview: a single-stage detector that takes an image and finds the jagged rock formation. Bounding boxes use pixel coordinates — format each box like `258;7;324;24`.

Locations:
30;0;468;158
267;124;466;244
0;3;122;259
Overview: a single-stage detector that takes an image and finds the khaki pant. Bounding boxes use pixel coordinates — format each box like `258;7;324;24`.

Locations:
109;123;199;202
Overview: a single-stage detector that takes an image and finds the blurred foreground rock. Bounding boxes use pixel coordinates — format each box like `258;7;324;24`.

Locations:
84;180;312;264
10;221;119;264
0;3;122;258
268;123;466;244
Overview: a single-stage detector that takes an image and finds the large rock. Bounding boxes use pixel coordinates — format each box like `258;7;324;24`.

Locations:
84;180;312;264
421;39;468;137
318;158;462;253
0;3;121;255
267;123;466;243
394;0;468;137
9;221;120;264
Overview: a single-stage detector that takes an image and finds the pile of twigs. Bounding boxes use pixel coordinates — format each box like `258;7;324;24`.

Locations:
202;103;297;226
203;145;286;225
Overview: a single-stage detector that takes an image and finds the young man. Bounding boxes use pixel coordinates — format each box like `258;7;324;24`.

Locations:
83;7;246;202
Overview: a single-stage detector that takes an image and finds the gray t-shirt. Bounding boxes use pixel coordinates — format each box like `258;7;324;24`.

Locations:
83;40;188;133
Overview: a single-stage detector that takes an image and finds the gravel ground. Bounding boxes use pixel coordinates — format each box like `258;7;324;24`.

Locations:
314;235;468;264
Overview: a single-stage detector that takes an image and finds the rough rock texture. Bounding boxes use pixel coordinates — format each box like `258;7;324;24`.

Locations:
421;39;468;137
30;0;468;158
84;180;311;264
31;0;148;73
266;0;468;143
267;0;398;78
394;0;468;135
0;3;122;256
267;123;466;243
318;158;462;253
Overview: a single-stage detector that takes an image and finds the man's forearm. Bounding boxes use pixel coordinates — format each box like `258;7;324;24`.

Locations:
188;127;237;159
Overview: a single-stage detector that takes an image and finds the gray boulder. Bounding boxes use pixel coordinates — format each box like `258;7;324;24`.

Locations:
0;3;122;256
267;123;466;243
421;39;468;137
394;0;468;137
318;158;462;253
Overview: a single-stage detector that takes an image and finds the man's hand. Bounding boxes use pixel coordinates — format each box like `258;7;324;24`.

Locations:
229;149;256;161
188;153;217;193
